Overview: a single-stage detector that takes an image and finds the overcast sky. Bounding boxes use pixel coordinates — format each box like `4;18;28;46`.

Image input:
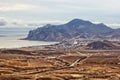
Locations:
0;0;120;28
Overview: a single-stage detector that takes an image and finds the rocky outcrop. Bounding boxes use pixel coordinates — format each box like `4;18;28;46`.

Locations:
86;41;118;50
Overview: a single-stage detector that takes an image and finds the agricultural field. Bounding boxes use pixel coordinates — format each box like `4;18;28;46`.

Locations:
0;48;120;80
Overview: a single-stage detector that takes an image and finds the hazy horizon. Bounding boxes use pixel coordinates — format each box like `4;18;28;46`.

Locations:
0;0;120;29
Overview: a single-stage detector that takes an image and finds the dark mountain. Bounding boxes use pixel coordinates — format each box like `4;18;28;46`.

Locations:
86;41;116;49
86;40;120;50
25;19;114;41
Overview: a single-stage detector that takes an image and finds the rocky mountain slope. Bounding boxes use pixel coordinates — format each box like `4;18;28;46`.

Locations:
25;19;119;41
104;28;120;40
86;41;118;50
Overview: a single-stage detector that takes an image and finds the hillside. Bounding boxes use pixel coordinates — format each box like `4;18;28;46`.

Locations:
0;46;120;80
105;28;120;40
86;40;120;50
25;19;114;41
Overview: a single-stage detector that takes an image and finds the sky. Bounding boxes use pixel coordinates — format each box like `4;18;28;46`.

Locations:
0;0;120;28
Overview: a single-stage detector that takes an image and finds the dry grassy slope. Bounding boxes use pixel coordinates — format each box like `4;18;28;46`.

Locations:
0;48;120;80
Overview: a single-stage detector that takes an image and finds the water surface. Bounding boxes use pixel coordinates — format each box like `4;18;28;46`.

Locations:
0;28;57;48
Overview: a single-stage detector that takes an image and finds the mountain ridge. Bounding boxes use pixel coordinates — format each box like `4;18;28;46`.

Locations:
25;19;119;41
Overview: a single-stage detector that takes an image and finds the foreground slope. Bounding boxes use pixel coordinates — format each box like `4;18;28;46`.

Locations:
0;48;120;80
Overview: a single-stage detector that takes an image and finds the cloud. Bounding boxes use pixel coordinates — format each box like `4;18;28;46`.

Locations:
27;20;66;26
0;17;7;26
0;21;7;26
0;17;66;27
32;0;120;12
0;3;36;12
0;0;120;28
106;23;120;29
0;17;119;29
0;17;22;27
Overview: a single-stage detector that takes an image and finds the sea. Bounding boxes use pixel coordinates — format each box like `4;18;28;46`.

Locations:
0;28;57;49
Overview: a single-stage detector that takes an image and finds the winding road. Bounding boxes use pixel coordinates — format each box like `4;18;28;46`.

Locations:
26;56;89;75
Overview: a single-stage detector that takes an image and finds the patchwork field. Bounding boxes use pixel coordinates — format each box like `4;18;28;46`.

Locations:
0;49;120;80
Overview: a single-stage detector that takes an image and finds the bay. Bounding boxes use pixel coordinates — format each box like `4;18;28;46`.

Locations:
0;28;57;48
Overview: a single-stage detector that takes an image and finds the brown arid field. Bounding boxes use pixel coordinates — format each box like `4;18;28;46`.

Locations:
0;47;120;80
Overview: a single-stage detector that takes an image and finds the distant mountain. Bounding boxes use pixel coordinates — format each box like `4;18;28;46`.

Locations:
25;19;119;41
